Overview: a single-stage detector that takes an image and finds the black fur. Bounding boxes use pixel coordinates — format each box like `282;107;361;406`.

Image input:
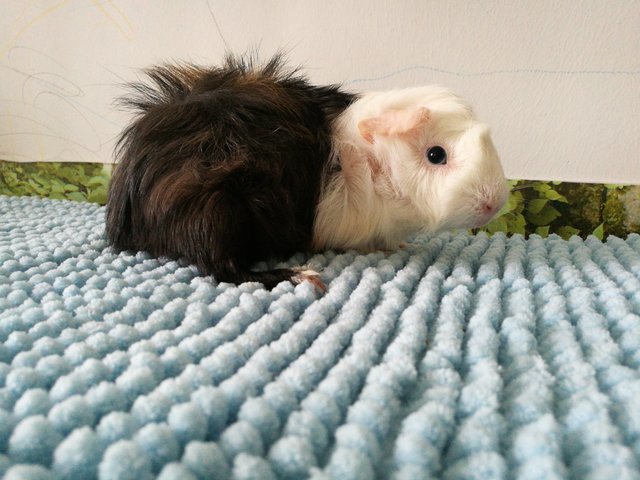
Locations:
106;54;355;289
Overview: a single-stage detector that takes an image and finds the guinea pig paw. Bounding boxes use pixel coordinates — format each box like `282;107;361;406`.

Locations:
292;267;327;294
378;243;406;253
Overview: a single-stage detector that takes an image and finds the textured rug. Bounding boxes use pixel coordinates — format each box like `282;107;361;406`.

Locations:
1;195;639;480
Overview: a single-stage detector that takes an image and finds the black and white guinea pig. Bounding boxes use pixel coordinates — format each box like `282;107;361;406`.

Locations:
106;53;509;290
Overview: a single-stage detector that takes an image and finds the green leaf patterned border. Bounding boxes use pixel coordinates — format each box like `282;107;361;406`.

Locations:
0;161;111;205
479;180;640;240
1;161;639;239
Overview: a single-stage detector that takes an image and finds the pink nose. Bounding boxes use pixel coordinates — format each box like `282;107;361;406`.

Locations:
481;202;497;215
472;201;500;228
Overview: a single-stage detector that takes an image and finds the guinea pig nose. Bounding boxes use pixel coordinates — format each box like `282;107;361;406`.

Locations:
481;201;496;214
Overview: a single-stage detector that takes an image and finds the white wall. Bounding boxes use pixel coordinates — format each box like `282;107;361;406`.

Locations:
1;0;639;184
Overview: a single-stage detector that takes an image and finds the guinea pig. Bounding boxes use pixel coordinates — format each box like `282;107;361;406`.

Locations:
106;53;509;290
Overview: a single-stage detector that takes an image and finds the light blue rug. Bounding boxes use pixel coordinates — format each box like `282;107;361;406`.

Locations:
1;195;639;480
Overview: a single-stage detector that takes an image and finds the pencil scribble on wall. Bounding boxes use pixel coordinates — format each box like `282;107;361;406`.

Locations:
0;1;133;165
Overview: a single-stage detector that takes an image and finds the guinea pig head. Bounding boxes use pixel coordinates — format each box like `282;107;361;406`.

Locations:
356;88;509;233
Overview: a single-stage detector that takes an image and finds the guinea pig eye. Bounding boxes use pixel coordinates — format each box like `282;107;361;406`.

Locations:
425;146;447;165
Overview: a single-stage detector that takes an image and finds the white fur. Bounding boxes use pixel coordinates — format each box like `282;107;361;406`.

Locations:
312;86;509;251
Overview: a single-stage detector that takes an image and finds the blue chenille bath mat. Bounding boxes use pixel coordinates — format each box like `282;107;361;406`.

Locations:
1;194;640;480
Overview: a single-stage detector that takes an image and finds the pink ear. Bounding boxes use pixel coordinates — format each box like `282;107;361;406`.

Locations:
358;107;430;144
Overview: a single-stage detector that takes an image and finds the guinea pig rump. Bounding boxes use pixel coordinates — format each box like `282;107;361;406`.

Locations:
106;54;352;290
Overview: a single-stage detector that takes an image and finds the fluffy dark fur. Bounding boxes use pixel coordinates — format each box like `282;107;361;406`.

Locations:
106;54;355;289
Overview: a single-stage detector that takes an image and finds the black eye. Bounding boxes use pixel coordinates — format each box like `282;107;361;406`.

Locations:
426;146;447;165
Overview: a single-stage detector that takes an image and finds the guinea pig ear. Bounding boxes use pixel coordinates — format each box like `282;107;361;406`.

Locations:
358;107;430;144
